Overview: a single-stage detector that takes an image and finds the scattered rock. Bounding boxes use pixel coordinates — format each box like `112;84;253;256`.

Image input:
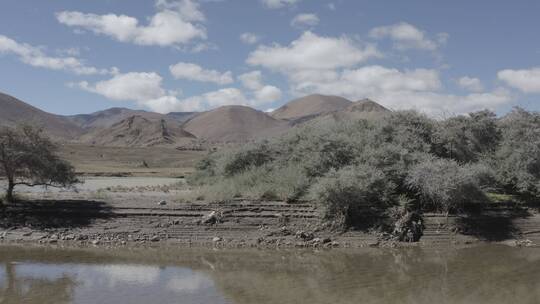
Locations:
296;231;315;241
150;235;160;242
91;240;100;245
157;200;167;206
202;211;221;225
368;241;380;248
515;239;535;247
212;236;222;243
393;211;424;242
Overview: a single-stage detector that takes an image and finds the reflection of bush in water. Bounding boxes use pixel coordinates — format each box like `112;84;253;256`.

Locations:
200;248;540;304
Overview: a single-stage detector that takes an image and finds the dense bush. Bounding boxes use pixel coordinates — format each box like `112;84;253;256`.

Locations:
309;165;396;229
405;157;493;214
433;110;501;163
493;108;540;196
187;107;540;231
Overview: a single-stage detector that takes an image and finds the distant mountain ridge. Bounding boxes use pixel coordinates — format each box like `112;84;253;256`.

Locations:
183;105;290;143
271;94;353;121
0;92;84;140
0;91;389;146
79;115;197;147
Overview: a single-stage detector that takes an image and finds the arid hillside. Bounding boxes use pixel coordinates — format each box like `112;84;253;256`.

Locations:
183;105;291;142
79;115;198;148
271;94;353;121
0;92;84;139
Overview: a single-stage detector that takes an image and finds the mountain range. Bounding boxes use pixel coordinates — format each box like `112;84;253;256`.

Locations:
0;91;389;148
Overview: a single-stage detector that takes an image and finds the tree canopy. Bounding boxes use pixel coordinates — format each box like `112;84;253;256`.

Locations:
0;125;78;203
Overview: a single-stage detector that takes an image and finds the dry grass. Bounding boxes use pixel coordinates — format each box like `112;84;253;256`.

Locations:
58;144;206;177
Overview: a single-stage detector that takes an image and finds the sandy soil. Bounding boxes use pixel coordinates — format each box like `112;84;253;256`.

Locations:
58;144;206;177
1;179;539;249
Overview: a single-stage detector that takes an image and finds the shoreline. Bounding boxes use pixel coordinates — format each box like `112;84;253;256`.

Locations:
2;191;539;250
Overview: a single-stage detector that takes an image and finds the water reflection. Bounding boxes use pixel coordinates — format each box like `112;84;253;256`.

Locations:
0;245;539;304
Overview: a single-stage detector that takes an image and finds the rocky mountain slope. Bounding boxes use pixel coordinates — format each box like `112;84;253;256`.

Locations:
0;91;390;146
79;115;197;147
183;105;290;142
271;94;353;121
0;92;84;139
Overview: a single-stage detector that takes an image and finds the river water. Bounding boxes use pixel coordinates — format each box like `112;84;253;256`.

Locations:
0;245;539;304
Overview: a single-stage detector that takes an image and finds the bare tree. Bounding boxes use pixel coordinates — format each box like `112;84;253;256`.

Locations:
0;125;78;203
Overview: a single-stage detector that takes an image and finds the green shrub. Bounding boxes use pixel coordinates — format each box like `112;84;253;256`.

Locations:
433;110;501;163
185;107;540;230
223;142;275;177
493;108;540;196
405;157;492;214
189;163;310;202
309;165;396;229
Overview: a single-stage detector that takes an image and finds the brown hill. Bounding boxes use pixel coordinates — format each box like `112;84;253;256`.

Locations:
80;115;197;147
348;98;389;112
0;91;84;139
313;98;390;123
271;94;353;121
67;108;160;129
183;105;290;142
67;108;197;130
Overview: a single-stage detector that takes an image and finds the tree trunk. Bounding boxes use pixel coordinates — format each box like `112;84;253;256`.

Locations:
5;179;14;203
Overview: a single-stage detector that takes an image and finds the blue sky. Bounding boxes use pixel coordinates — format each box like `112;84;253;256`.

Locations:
0;0;539;116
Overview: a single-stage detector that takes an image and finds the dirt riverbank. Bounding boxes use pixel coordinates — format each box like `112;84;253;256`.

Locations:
2;190;540;249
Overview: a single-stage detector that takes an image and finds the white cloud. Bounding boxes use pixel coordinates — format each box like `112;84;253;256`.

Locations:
155;0;205;22
374;88;513;116
0;35;113;75
238;70;264;90
76;72;167;102
291;13;319;28
255;85;282;103
73;71;190;113
238;70;282;104
56;0;206;47
327;3;336;10
261;0;301;9
247;31;380;71
74;69;278;113
290;65;441;97
169;62;233;84
498;67;540;93
369;22;447;51
175;88;249;112
240;32;260;44
457;76;484;92
285;65;511;116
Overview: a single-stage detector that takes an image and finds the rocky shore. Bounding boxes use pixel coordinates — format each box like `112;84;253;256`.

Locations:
1;191;539;250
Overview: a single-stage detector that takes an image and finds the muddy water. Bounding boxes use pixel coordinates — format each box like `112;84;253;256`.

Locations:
0;245;539;304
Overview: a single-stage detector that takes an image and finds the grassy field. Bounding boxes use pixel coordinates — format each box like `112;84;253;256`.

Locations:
58;144;206;177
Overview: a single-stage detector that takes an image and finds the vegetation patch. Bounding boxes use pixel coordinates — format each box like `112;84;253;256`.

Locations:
185;108;540;239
